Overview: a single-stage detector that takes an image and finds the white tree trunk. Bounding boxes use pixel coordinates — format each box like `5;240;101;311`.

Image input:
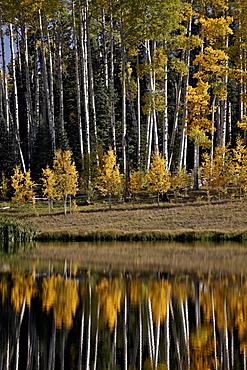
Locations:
110;12;116;154
0;15;9;131
39;10;56;153
79;0;91;165
72;3;84;168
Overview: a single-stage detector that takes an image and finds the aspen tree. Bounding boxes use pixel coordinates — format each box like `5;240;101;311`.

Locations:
96;148;122;209
129;169;143;200
41;166;57;213
185;80;213;189
52;150;79;215
145;151;171;206
11;166;36;208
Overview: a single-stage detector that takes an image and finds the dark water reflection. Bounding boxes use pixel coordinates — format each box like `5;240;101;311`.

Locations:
0;260;247;368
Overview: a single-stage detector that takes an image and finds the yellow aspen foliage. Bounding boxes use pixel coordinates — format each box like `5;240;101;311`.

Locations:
11;166;36;207
149;280;171;325
53;149;78;199
200;152;213;189
185;80;213;134
231;136;247;195
42;149;79;214
96;278;122;331
130;279;142;305
41;166;56;199
41;166;57;212
42;275;79;329
145;151;171;205
11;273;36;313
96;148;123;209
129;169;143;199
237;115;247;131
0;275;9;305
198;16;233;45
0;172;9;199
171;167;190;198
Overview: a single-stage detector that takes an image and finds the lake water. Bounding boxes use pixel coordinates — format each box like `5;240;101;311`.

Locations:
0;241;247;369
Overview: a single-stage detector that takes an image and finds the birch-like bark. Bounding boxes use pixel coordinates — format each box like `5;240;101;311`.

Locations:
0;14;9;131
10;23;26;172
102;7;108;89
210;95;217;168
87;35;98;162
56;22;64;133
72;2;84;168
34;36;40;135
163;62;168;165
38;10;56;153
193;144;199;190
179;14;192;169
120;18;127;175
168;73;183;170
23;25;33;168
46;18;55;135
79;0;91;165
137;56;141;166
110;12;116;154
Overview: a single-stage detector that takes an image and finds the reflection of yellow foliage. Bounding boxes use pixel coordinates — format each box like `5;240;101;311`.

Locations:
97;278;122;331
42;275;79;329
149;281;171;325
11;273;36;313
130;279;141;305
0;275;9;305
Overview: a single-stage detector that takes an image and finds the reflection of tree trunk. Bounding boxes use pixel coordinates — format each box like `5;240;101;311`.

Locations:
93;299;100;370
6;335;10;370
78;308;85;370
26;309;32;369
165;295;170;370
60;331;65;370
224;299;230;370
170;301;182;370
212;292;218;370
15;299;26;370
124;293;128;370
139;302;142;370
131;325;140;370
48;320;56;370
86;283;91;370
155;304;161;368
195;281;201;329
112;319;117;370
147;298;154;364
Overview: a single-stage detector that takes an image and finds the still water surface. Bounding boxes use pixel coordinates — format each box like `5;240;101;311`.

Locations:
1;241;247;369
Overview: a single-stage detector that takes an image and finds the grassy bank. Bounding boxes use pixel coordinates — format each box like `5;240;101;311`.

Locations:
2;198;247;242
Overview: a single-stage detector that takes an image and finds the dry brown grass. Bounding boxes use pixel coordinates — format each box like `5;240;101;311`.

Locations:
11;199;247;237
